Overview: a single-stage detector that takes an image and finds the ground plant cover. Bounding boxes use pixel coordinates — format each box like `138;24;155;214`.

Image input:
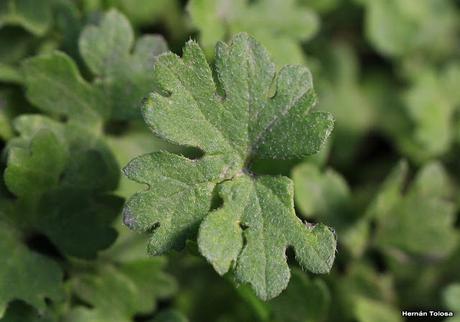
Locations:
0;0;459;321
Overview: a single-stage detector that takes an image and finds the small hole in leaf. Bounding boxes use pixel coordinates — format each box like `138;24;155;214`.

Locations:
180;146;204;160
238;222;249;230
146;222;160;234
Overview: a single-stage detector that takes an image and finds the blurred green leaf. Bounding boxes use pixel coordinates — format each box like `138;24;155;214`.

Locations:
354;297;402;322
0;63;22;83
188;0;319;64
362;0;459;60
443;283;460;322
330;263;398;322
3;115;121;258
444;284;460;312
399;64;460;161
292;162;351;228
79;9;168;120
0;0;53;36
105;0;186;39
0;220;63;318
373;161;458;258
151;310;189;322
316;43;375;165
22;52;108;129
269;269;330;322
65;259;177;322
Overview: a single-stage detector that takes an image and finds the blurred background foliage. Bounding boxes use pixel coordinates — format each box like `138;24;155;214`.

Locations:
0;0;459;321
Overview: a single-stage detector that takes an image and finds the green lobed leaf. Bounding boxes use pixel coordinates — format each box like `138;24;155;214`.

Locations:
269;269;330;322
66;259;177;322
362;0;459;60
0;0;53;36
22;52;109;128
3;115;121;258
0;220;63;318
123;33;335;300
400;63;460;161
198;175;335;300
372;161;458;258
5;128;67;198
79;9;168;120
330;262;398;322
354;297;402;322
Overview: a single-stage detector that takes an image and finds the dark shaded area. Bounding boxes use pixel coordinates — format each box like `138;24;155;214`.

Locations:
140;23;195;55
331;131;399;188
134;298;174;322
331;245;348;274
250;158;303;177
25;233;64;261
167;253;261;322
70;294;94;309
140;23;170;43
104;120;132;136
359;48;394;72
180;146;205;160
0;139;5;154
366;249;388;274
285;246;297;267
134;312;155;322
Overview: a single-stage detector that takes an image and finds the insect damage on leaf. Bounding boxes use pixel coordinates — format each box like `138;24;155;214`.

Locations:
123;32;336;300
